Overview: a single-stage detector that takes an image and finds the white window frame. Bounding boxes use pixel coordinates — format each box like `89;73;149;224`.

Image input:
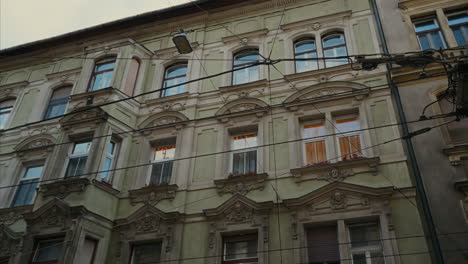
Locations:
333;115;365;161
232;50;261;86
147;144;176;185
64;140;92;178
347;222;385;264
230;133;258;175
11;164;44;207
99;139;119;183
302;120;328;166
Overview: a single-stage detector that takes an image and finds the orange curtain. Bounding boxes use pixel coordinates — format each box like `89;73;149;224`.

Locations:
305;140;326;165
339;135;362;160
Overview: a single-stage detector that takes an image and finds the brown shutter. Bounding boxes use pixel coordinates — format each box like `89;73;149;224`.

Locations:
307;226;340;263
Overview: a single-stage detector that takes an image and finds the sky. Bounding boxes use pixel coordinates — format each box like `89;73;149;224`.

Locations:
0;0;193;49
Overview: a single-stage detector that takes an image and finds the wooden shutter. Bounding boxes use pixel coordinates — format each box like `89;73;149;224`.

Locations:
307;226;340;264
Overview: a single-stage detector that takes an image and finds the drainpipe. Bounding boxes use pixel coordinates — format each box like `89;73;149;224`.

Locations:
369;0;445;263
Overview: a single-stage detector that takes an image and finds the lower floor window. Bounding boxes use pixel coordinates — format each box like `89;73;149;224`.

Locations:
223;233;258;264
232;150;257;176
130;242;162;264
32;237;64;264
307;225;340;264
349;223;384;264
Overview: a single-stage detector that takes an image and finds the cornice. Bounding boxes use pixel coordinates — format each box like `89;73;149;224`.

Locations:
222;29;269;44
219;79;268;93
46;68;82;81
280;10;352;31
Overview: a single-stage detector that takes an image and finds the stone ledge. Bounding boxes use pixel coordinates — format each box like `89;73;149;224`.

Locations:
128;184;178;205
92;179;120;196
219;79;268;93
214;173;268;195
444;145;468;166
39;177;90;199
290;157;380;182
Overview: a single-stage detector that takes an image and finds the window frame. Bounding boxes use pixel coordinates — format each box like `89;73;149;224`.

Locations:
347;222;385;264
88;57;116;92
321;32;349;68
230;133;258;176
11;164;44;207
232;49;260;86
334;116;365;161
98;139;120;183
412;17;448;50
129;241;163;264
294;38;319;73
64;140;92;178
31;237;65;264
43;86;72;120
446;9;468;47
222;233;259;264
161;63;188;98
0;99;16;130
302;121;328;166
147;144;176;185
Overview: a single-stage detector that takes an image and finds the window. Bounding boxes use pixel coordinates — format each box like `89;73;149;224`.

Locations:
150;145;175;185
162;63;187;97
99;140;118;183
32;238;64;264
303;122;327;166
413;18;447;50
447;10;468;46
76;238;98;264
335;117;363;161
89;58;116;91
11;165;43;207
349;223;384;264
65;141;92;177
294;38;318;73
307;225;340;264
124;58;141;96
232;50;260;85
130;242;162;264
231;134;257;176
0;99;15;129
44;86;71;119
223;234;258;264
322;33;348;68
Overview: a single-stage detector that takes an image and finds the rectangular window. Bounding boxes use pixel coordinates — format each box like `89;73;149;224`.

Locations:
223;234;258;264
32;238;64;264
76;238;98;264
306;225;340;264
44;87;72;119
303;123;327;166
99;140;118;183
231;134;257;176
89;59;116;91
65;141;92;178
413;18;447;50
335;117;363;161
349;223;384;264
447;10;468;46
11;165;43;207
0;100;15;129
130;242;162;264
150;145;175;185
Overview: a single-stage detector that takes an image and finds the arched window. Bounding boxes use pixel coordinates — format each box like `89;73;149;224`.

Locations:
89;57;116;91
322;33;348;68
162;63;188;97
232;49;260;85
0;99;16;129
44;86;72;119
124;58;140;96
294;38;318;73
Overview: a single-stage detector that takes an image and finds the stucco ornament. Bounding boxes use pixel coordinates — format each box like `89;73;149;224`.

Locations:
214;173;268;195
135;212;161;232
225;202;254;224
320;167;353;182
330;191;347;210
0;226;22;258
42;206;65;227
0;212;23;226
311;22;321;30
39;178;90;199
128;184;178;205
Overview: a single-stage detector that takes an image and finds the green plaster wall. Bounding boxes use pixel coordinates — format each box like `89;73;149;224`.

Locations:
193;128;218;182
201;51;224;92
29;66;53;82
269;118;289;171
379;163;412;188
10;88;39;126
180;222;209;264
353;19;375;55
58;59;83;72
268;212;293;264
370;100;398;155
268;40;285;80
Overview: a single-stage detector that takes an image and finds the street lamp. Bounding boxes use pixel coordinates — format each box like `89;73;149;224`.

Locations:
172;30;193;54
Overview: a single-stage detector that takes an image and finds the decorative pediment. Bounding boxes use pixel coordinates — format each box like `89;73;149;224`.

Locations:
214;173;268;195
215;98;268;122
23;199;80;229
285;182;393;216
59;107;108;129
138;111;189;130
0;225;22;258
14;134;56;156
283;81;369;108
39;178;90;199
204;194;273;224
128;184;178;205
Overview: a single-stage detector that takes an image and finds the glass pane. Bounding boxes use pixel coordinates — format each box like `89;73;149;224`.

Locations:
414;20;438;32
166;65;187;78
151;163;163;184
24;166;44;179
12;179;39;207
448;14;468;26
417;34;431;50
428;31;446;49
295;41;316;53
371;251;385;264
108;141;116;155
324;47;348;67
350;224;381;248
154;146;176;161
352;253;367;264
335;117;360;133
132;243;162;264
96;61;115;71
232;134;257;150
225;239;257;260
295;52;318;73
34;239;63;261
232;152;245;175
246;150;257;174
323;34;345;48
161;161;173;183
65;157;88;177
45;102;67;119
0;109;11;129
163;76;186;97
73;142;92;154
233;65;259;85
304;123;326;138
452;26;467;46
234;52;259;66
99;157;113;182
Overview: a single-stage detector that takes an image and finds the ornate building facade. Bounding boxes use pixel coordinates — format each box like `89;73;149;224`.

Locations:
0;0;436;263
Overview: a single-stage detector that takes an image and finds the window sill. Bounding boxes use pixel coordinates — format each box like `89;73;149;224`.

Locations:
284;64;351;82
214;173;268;195
443;144;468;166
92;179;120;196
144;92;190;106
128;184;178;205
39;177;90;199
290;157;380;182
219;79;268;93
0;205;33;225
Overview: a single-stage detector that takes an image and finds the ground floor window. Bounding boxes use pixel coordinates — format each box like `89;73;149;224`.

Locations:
223;233;258;264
